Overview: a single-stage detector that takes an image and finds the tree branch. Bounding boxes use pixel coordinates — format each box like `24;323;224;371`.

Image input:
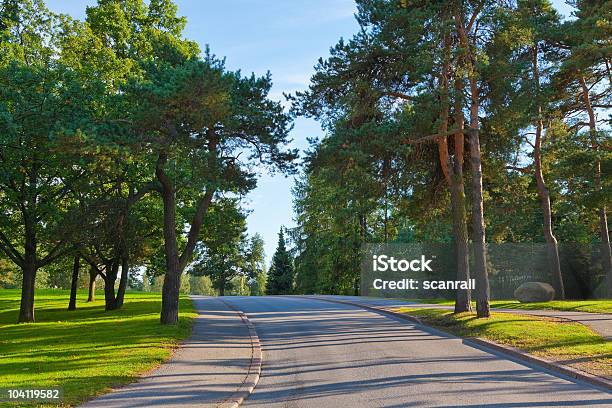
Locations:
384;91;414;101
0;229;24;267
467;0;486;32
506;165;531;174
128;180;161;207
178;188;215;271
38;240;71;267
402;127;461;145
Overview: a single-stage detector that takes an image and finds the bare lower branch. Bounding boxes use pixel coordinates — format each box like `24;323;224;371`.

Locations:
402;127;461;145
0;229;24;266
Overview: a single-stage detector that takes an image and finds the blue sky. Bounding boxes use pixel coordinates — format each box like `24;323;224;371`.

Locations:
46;0;574;263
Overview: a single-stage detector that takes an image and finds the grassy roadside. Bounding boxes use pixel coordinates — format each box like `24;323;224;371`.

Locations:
396;307;612;379
0;289;196;408
402;299;612;314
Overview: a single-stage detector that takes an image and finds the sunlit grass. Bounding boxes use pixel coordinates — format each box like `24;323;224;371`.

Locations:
402;299;612;314
0;289;195;407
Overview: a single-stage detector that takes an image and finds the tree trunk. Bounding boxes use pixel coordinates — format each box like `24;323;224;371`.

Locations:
455;10;490;317
18;221;37;323
19;260;37;323
533;46;564;299
219;279;225;296
452;71;472;314
103;261;118;311
468;126;490;317
68;256;80;311
159;178;181;324
161;267;181;324
579;75;612;297
115;256;129;309
87;266;97;302
157;141;215;324
436;29;471;313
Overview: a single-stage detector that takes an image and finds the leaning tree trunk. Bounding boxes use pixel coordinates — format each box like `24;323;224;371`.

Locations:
534;131;564;299
579;76;612;297
68;256;80;311
533;47;564;299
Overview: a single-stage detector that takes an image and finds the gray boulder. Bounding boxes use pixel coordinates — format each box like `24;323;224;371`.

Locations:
514;281;555;302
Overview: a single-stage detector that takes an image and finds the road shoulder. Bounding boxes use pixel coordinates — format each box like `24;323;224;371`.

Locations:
81;296;260;408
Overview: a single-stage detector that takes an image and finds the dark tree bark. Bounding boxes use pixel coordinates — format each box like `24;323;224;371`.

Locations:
19;260;36;323
115;256;129;309
158;159;182;324
218;273;226;296
68;256;80;311
103;261;119;311
87;266;97;302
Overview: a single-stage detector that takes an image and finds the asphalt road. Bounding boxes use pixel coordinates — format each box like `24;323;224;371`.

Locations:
223;296;612;408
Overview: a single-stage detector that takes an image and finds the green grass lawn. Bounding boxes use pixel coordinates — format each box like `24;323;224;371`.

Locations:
0;289;196;408
397;307;612;378
403;298;612;314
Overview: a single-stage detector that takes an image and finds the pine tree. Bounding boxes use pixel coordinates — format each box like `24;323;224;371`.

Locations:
267;228;294;295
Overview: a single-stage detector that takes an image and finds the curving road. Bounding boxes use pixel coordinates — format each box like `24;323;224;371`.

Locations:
223;296;612;408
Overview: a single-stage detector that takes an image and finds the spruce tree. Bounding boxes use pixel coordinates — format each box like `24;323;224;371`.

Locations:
267;228;294;295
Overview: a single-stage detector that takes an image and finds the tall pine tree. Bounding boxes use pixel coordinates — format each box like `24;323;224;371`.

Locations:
267;228;294;295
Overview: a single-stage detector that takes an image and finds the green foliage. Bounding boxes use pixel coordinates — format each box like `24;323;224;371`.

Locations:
0;258;19;289
189;199;254;296
179;274;190;294
150;275;164;293
267;228;295;295
229;275;250;296
249;271;267;296
189;275;216;296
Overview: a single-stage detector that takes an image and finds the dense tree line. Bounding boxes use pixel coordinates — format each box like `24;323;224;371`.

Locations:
0;0;295;323
290;0;610;313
